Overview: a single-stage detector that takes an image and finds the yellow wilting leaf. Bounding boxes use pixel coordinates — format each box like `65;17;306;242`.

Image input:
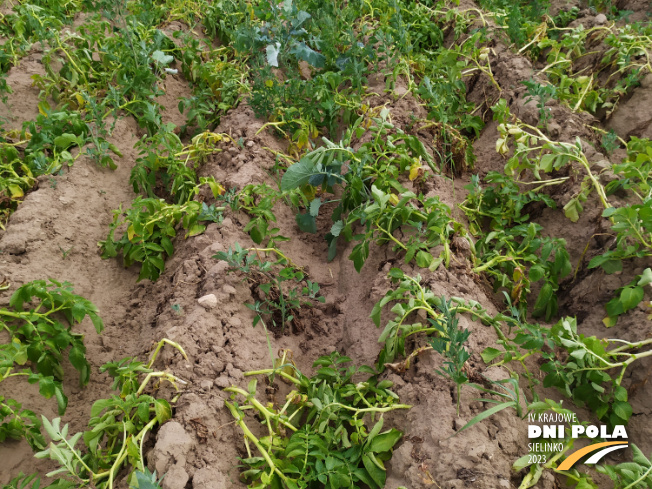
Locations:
300;184;316;201
8;185;24;198
211;181;225;197
496;137;509;155
409;160;422;181
294;129;309;150
602;316;617;328
513;268;522;283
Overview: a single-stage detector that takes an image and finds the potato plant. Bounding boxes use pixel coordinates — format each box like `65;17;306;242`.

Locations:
281;113;472;270
225;352;409;489
3;0;652;488
100;197;224;281
9;339;187;489
1;280;104;415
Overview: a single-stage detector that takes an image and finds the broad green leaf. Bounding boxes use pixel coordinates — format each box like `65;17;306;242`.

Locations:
362;453;386;488
368;429;402;453
532;283;553;318
415;251;434;269
612;401;632;421
54;133;80;151
155;399;172;424
290;41;325;68
281;158;317;191
266;43;280;67
481;347;503;364
151;50;174;65
620;286;643;312
309;198;321;217
563;198;583;222
296;213;317;233
330;220;344;237
638;268;652;286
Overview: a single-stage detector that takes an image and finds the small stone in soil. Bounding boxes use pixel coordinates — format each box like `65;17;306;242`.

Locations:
198;294;218;309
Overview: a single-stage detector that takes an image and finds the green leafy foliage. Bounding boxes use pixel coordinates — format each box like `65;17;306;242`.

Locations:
493;109;610;224
214;244;324;334
522;80;556;130
233;183;292;248
473;223;571;320
178;39;246;135
371;269;483;373
0;280;102;462
601;129;620;155
99;197;224;281
11;340;185;489
225;352;409;489
281;113;471;270
1;280;104;414
461;171;557;234
0;139;36;227
429;299;471;415
0;397;46;451
519;20;652;116
589;138;652;272
598;444;652;488
343;186;466;273
485;316;650;428
603;268;652;327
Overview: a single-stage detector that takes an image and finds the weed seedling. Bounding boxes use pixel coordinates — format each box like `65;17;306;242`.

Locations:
215;244;324;366
430;298;471;416
601;129;620;155
59;245;73;259
522;80;557;130
215;244;324;334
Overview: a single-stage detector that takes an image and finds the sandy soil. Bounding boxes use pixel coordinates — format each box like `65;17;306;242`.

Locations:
0;1;651;489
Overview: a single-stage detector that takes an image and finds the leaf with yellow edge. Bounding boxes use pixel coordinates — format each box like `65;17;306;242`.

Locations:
300;183;317;201
38;101;51;117
602;316;618;328
186;224;206;237
409;161;422;181
513;268;523;283
200;177;225;198
8;185;24;198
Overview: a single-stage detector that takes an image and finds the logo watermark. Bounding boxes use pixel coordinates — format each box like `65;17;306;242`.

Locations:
526;411;628;469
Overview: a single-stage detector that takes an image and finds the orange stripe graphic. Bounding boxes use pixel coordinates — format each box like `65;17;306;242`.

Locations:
558;441;628;471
